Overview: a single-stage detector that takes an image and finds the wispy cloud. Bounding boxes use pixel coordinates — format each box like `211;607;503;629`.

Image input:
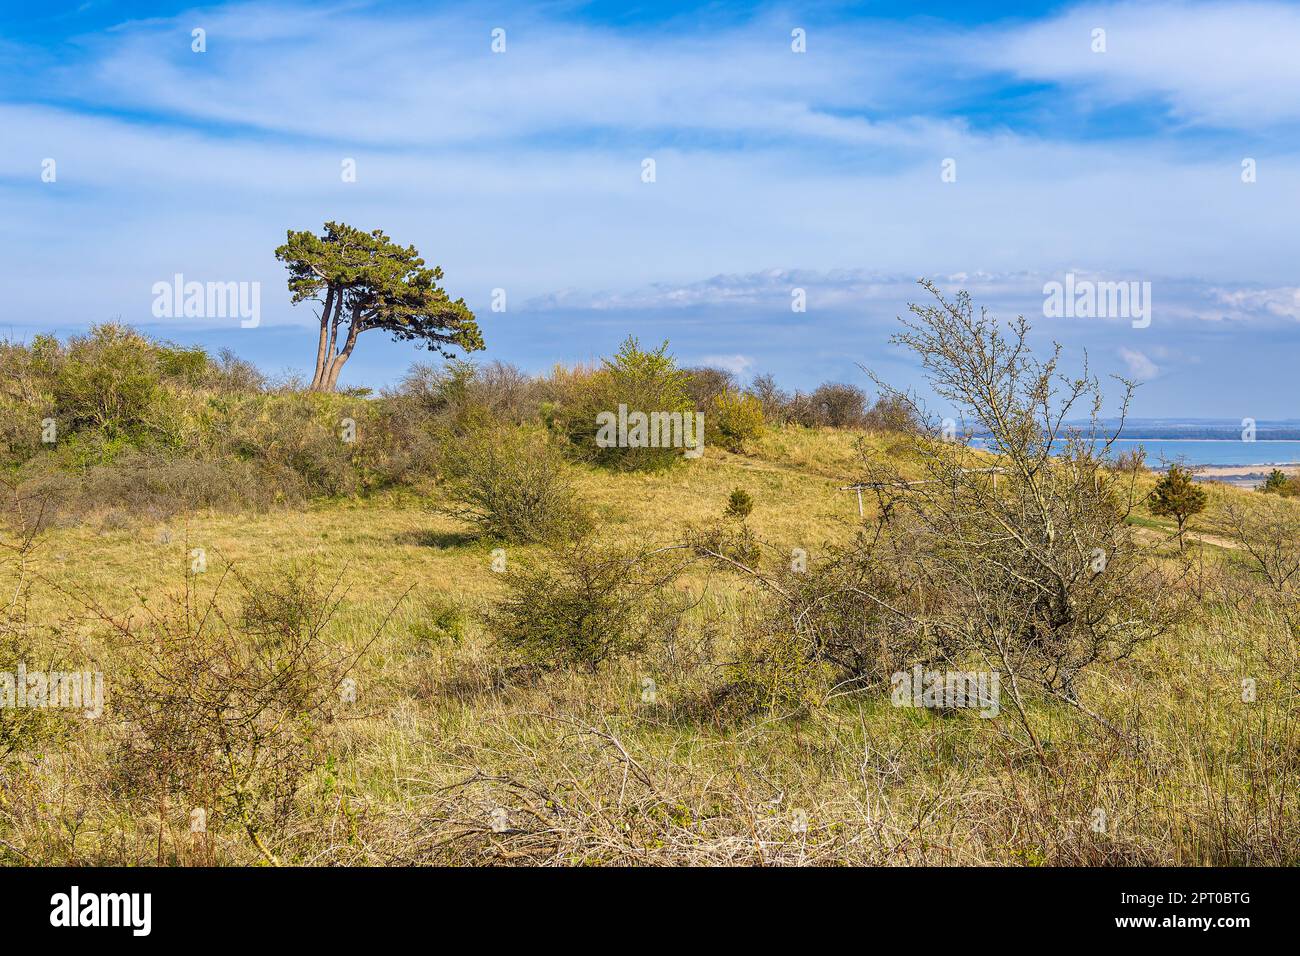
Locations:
1119;346;1159;379
988;1;1300;128
694;354;755;377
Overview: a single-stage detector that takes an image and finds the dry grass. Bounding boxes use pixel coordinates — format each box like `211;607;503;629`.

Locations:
2;431;1297;866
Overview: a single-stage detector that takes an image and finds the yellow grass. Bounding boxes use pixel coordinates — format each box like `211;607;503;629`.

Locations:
4;427;1297;866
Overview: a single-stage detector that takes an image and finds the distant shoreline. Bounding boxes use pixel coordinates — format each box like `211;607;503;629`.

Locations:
971;435;1300;473
1191;463;1300;488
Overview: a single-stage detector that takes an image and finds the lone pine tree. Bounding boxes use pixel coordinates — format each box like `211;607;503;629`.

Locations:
276;222;484;391
1149;464;1208;550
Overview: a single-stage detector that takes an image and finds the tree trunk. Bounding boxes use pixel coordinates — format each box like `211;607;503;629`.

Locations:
309;286;337;391
322;304;363;391
320;307;342;389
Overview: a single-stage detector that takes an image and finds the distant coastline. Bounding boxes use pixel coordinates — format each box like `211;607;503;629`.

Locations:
968;426;1300;485
970;419;1300;442
1194;463;1300;489
1087;418;1300;441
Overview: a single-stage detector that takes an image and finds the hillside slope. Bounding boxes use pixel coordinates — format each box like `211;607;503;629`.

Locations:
3;427;1297;867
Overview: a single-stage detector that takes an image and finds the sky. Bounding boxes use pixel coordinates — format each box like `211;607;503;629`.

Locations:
2;0;1299;417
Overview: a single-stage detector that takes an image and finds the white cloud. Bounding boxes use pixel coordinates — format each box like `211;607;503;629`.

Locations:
695;354;754;377
523;269;1300;331
53;3;949;149
1119;347;1159;379
1210;286;1300;320
988;1;1300;127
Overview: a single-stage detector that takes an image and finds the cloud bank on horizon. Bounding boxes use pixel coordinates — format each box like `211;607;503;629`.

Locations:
1;0;1297;416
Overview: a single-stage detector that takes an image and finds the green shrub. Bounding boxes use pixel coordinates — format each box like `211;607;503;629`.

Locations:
559;337;696;472
714;626;834;719
686;517;761;570
1260;469;1300;497
488;542;678;671
411;595;469;647
438;422;592;544
55;325;167;436
710;390;764;451
725;487;753;520
1149;464;1209;549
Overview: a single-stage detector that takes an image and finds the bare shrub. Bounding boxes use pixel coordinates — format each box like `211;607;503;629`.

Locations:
779;383;869;428
19;453;287;528
809;382;867;427
474;360;541;422
690;529;929;715
107;563;389;865
683;366;736;408
395;359;538;426
860;280;1187;737
206;348;266;393
862;393;919;433
368;717;892;866
749;373;790;425
0;481;66;764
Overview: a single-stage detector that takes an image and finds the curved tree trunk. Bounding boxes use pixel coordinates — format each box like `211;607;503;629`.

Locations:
309;286;337;391
322;304;363;391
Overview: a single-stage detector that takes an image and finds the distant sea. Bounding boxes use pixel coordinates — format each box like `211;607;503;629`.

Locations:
1066;439;1300;469
969;435;1300;469
965;419;1300;471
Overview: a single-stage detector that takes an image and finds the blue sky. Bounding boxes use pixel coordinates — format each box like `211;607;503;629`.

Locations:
3;1;1299;416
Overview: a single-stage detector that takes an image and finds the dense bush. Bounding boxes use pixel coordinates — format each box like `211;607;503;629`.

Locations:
1260;468;1300;497
0;326;912;526
709;390;765;452
779;384;868;427
394;359;541;428
437;421;592;544
487;542;683;671
747;376;908;431
809;382;868;427
694;530;928;715
725;487;754;520
714;620;835;718
557;337;697;472
1;327;449;522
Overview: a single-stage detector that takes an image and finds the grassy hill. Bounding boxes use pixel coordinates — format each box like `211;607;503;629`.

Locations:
4;421;1296;866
